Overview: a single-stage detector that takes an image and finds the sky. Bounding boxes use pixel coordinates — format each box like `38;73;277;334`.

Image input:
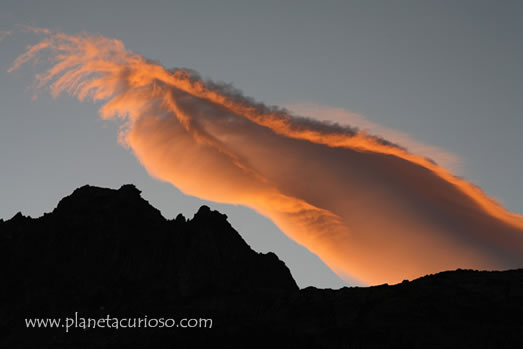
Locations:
1;0;522;288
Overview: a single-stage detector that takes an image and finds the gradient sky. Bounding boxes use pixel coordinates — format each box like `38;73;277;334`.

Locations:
1;0;522;288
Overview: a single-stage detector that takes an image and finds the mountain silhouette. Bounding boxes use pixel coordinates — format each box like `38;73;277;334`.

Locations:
1;184;522;348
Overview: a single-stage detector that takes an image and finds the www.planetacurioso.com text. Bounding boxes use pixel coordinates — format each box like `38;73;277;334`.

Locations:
25;313;213;332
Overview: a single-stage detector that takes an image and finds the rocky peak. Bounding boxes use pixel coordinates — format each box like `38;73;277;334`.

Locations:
1;184;298;305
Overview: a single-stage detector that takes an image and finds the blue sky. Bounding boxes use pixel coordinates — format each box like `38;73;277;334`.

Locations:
1;0;522;288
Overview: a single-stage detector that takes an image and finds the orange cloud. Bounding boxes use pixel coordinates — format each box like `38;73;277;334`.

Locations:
10;29;523;285
284;102;461;172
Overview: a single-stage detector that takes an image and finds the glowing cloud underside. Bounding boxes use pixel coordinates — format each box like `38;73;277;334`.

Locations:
10;31;523;285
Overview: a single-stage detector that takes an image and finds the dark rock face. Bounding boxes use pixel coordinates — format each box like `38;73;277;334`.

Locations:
1;184;522;348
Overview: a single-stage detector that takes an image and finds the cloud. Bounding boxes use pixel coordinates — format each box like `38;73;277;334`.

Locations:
285;102;461;172
10;29;523;285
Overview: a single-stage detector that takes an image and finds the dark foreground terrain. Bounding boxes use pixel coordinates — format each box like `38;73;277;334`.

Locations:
1;184;522;348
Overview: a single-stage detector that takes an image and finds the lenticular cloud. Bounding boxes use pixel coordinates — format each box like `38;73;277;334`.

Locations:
11;29;523;285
